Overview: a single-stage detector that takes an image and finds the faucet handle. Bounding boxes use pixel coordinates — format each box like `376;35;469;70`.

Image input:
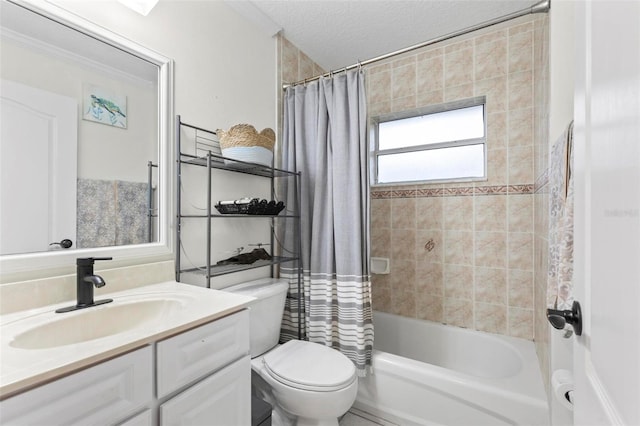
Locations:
77;257;113;266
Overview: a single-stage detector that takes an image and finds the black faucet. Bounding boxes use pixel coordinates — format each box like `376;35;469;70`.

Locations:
56;257;114;313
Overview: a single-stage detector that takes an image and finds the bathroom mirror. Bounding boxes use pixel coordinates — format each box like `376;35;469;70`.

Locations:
0;0;173;278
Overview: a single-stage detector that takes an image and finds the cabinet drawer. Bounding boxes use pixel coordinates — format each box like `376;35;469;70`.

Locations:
156;310;249;398
0;346;152;426
159;355;251;426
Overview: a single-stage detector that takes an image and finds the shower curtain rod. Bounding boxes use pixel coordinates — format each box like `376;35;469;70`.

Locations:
283;0;549;89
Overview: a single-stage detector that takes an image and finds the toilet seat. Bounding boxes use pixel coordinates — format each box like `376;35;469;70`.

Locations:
262;340;356;392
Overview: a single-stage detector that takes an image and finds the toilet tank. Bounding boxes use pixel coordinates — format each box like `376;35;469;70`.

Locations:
223;278;289;357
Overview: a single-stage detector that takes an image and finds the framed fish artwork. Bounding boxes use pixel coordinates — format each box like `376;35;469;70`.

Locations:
82;84;127;128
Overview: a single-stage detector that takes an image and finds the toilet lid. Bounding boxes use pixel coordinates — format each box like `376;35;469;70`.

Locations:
263;340;356;392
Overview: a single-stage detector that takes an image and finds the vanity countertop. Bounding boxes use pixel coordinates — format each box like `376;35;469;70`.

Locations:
0;281;254;399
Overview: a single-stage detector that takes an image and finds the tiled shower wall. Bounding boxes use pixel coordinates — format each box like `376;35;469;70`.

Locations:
277;17;549;342
369;15;548;340
533;17;551;391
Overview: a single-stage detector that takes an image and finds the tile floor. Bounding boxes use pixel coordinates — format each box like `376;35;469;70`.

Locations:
339;408;398;426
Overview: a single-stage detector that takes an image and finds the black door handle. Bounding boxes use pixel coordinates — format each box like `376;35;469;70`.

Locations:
547;300;582;336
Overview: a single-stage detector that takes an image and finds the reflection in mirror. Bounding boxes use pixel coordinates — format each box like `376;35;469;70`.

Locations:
1;0;162;256
0;0;172;280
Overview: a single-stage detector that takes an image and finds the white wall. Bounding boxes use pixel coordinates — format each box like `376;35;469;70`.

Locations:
548;1;575;425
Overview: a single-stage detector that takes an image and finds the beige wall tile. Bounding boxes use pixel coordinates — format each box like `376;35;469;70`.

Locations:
417;293;444;322
371;227;391;258
475;266;507;304
444;298;473;328
508;70;533;110
474;29;507;46
486;148;508;185
475;195;507;231
509;307;534;339
417;89;444;106
371;198;391;229
417;196;444;230
475;231;507;268
391;229;417;261
416;230;443;263
371;274;392;312
281;38;299;83
445;48;474;88
444;83;474;102
475;302;507;334
417;47;444;61
475;76;507;113
369;69;391;104
508;269;534;308
444;230;474;265
444;264;473;299
391;197;416;229
508;232;534;271
487;112;507;150
509;30;533;73
391;95;417;112
392;63;417;99
475;39;507;81
417;261;444;296
444;196;473;231
445;39;474;53
509;21;534;36
390;259;417;317
509;194;534;232
509;107;534;146
509;145;534;184
417;56;444;93
299;50;315;80
369;101;391;116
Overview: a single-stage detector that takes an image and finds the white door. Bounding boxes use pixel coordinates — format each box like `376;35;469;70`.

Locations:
0;80;77;254
572;1;640;425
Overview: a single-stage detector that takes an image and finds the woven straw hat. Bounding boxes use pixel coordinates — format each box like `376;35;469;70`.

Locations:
218;124;275;151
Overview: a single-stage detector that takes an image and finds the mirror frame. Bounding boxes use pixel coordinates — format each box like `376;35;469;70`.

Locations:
0;0;174;282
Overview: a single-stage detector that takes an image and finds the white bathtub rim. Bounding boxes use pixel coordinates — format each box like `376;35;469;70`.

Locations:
357;350;548;426
372;311;546;399
373;311;534;379
369;349;548;411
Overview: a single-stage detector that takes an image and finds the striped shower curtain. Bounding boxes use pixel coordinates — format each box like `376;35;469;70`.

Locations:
279;69;374;375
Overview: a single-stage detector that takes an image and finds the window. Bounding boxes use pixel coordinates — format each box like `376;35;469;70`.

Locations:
372;97;486;184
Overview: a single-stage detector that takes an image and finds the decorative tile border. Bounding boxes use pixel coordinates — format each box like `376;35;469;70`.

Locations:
371;184;535;199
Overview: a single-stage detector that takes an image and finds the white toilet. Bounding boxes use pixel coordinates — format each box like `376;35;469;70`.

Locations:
225;278;358;426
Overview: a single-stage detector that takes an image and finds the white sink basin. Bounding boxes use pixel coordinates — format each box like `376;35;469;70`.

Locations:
10;298;188;350
1;281;255;399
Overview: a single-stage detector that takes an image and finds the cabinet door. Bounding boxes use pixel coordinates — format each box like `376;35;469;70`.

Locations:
0;346;152;426
156;310;249;398
118;409;152;426
160;355;251;426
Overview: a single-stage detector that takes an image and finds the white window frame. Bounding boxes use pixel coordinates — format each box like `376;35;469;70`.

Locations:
371;96;487;186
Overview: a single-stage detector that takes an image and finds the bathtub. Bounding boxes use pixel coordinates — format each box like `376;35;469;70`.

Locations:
353;311;549;426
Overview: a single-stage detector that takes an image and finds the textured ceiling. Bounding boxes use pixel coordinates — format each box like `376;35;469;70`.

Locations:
244;0;542;72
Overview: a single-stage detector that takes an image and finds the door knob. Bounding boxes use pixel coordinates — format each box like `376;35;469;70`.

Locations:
49;239;73;249
547;300;582;336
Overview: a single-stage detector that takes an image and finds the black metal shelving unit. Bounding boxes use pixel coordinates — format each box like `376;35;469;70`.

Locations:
175;116;303;337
